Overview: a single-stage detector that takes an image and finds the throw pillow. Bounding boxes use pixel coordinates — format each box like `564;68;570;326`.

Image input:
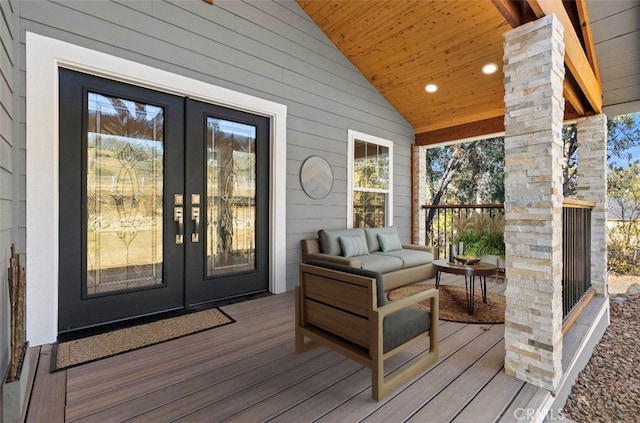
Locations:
338;235;369;257
364;226;398;252
378;232;402;252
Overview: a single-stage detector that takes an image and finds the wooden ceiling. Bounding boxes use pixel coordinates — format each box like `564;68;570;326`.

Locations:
296;0;602;145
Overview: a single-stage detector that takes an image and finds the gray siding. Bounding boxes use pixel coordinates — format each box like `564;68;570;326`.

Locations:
1;0;20;381
17;0;415;291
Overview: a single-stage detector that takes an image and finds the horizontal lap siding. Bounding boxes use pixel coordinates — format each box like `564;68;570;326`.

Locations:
17;0;415;291
1;0;19;381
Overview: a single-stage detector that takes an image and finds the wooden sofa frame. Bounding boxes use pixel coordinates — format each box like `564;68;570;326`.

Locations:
295;263;439;401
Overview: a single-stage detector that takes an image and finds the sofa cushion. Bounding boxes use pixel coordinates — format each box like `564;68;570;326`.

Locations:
358;254;404;274
374;249;433;269
364;226;400;252
305;260;387;306
338;235;369;258
383;308;431;353
378;232;402;252
318;228;366;256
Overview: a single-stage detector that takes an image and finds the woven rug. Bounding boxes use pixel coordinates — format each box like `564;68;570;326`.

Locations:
52;308;233;371
388;284;505;324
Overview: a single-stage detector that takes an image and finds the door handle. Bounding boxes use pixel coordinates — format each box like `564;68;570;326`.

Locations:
174;194;184;244
191;194;201;243
174;207;184;244
191;207;200;242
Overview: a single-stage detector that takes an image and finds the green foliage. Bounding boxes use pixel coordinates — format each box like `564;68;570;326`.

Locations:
607;160;640;275
451;213;505;258
607;114;640;166
454;230;505;258
608;223;640;275
426;114;640;205
424;114;640;274
425;137;504;206
608;161;640;218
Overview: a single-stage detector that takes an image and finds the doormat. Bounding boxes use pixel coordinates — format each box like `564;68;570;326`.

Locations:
388;284;505;324
51;308;234;371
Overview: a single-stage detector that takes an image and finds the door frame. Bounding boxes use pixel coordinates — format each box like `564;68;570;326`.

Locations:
26;32;287;345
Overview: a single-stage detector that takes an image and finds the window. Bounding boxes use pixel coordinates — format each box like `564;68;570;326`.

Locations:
348;130;393;228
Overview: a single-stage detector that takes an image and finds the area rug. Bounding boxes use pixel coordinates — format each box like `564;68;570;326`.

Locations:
388;284;505;324
52;308;234;371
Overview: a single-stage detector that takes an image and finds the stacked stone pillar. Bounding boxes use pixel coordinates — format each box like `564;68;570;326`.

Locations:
576;115;608;296
503;15;565;391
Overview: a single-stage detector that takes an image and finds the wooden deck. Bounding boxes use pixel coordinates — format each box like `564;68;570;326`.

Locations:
24;274;544;423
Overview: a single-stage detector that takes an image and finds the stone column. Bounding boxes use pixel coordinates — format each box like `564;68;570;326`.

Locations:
576;114;608;296
503;14;565;391
412;144;427;247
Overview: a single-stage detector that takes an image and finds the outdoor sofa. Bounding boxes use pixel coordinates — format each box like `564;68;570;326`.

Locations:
300;226;436;291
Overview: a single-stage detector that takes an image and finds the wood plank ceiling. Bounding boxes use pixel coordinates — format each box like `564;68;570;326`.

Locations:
296;0;602;145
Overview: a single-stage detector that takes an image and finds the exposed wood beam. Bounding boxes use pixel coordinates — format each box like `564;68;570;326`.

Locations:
491;0;522;27
492;0;538;28
575;0;601;83
203;0;213;4
415;116;505;146
527;0;602;113
563;75;586;116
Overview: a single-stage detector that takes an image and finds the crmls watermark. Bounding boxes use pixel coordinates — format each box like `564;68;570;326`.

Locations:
514;408;566;421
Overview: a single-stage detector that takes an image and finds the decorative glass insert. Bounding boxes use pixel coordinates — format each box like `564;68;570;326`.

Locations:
86;92;164;295
352;138;391;228
206;117;257;277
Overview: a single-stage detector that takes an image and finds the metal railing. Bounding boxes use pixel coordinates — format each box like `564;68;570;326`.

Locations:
422;203;504;258
422;201;595;320
562;200;594;319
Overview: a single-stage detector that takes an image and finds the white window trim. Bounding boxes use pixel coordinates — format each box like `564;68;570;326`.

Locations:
347;130;393;228
26;32;287;345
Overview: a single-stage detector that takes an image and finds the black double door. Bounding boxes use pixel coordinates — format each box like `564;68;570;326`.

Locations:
58;69;269;334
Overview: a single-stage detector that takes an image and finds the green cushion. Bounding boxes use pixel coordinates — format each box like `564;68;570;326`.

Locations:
358;254;404;273
383;308;432;353
375;249;433;268
378;232;403;252
318;228;366;256
338;235;369;257
364;226;399;252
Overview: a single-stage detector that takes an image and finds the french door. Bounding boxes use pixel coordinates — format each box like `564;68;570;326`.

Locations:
58;69;269;334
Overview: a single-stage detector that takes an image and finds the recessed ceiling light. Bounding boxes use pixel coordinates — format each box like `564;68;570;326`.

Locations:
425;84;438;93
482;63;498;75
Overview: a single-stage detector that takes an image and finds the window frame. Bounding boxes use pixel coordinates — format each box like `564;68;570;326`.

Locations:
347;130;394;228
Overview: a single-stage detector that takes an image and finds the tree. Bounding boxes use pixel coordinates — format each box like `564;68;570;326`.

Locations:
426;113;640;205
425;138;505;205
563;113;640;196
424;138;504;230
607;114;640;166
607;162;640;274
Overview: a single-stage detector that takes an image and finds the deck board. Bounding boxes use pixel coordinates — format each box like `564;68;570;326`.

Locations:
26;274;546;423
358;325;505;423
451;365;525;422
26;345;66;423
407;341;506;422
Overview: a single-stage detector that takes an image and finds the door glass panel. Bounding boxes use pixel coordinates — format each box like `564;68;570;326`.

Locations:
206;118;257;277
86;92;164;295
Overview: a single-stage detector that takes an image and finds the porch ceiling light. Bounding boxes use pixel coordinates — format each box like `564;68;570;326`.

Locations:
425;83;438;93
482;63;498;75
